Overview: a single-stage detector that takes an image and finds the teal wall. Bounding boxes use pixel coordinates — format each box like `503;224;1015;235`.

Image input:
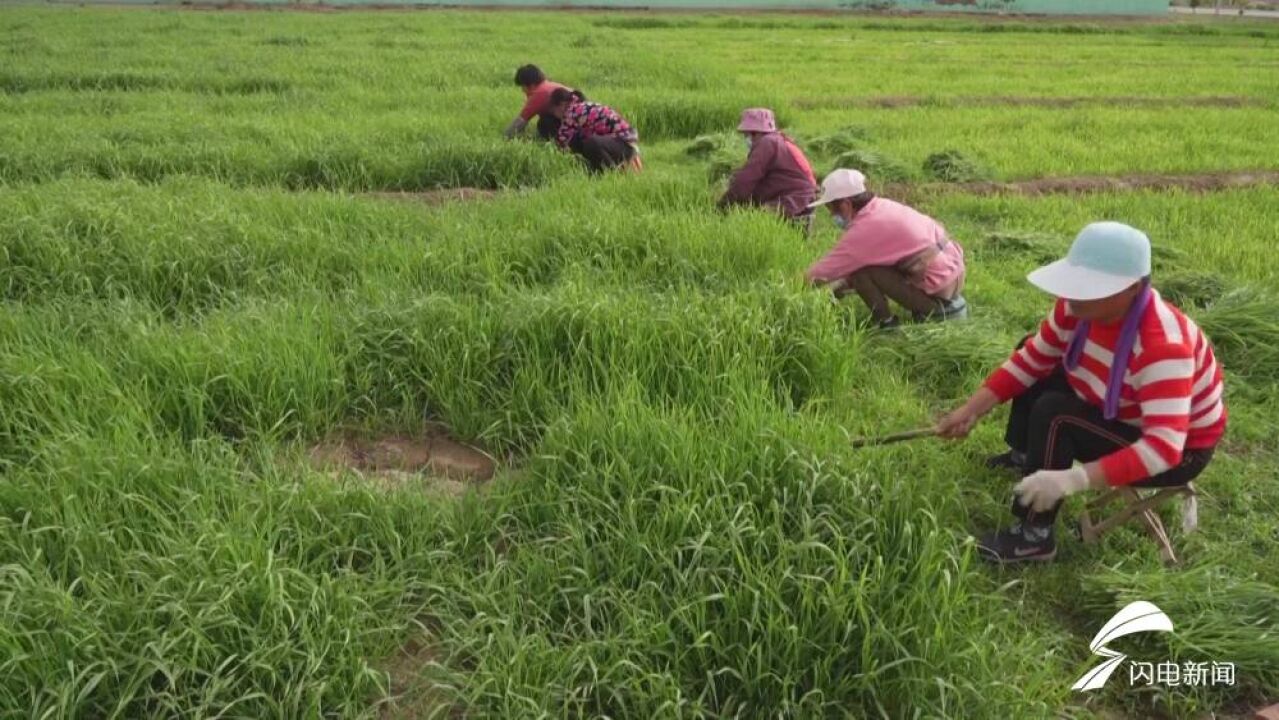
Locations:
69;0;1171;15
844;0;1168;13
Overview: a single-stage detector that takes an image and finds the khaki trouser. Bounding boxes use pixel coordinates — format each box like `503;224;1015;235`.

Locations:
832;265;961;323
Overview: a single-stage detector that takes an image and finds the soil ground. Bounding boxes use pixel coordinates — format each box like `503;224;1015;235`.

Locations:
307;431;496;496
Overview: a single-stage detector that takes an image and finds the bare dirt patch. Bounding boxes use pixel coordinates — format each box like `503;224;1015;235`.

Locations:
176;1;345;12
794;94;1264;110
363;188;499;206
889;170;1279;198
308;431;496;497
377;635;460;720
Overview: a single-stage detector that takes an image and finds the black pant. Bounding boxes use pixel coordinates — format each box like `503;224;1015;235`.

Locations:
1005;346;1214;529
535;114;560;141
575;134;635;174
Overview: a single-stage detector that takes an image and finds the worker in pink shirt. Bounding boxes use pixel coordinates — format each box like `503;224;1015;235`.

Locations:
503;64;582;142
806;169;968;330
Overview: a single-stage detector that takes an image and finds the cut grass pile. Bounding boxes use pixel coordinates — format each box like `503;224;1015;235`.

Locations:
1194;288;1279;383
1159;271;1230;310
829;148;912;183
2;6;1278;719
922;149;990;183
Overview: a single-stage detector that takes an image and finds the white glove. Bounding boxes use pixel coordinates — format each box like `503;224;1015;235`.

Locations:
1015;467;1090;512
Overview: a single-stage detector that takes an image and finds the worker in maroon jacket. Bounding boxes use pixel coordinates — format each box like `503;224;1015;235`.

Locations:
717;108;819;234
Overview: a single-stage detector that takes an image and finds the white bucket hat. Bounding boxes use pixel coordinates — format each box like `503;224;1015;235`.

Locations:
1028;221;1151;301
808;169;868;208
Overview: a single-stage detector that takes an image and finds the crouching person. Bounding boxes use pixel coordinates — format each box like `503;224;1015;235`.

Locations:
937;222;1227;564
806;169;968;329
548;88;640;174
504;64;583;142
717;108;819;235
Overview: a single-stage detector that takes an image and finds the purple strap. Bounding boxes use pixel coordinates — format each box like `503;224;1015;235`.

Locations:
1063;279;1152;421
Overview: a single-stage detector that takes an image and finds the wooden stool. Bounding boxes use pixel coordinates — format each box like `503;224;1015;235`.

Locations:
1077;483;1198;565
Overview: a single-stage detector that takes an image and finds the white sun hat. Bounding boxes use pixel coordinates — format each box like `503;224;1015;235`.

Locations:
1027;221;1151;301
808;169;867;208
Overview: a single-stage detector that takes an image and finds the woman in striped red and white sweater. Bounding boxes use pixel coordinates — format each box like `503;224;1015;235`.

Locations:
937;222;1226;564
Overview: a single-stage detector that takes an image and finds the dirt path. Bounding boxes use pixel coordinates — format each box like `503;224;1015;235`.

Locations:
363;188;499;206
892;170;1279;197
1170;6;1279;19
62;1;1181;21
377;635;457;719
795;95;1264;109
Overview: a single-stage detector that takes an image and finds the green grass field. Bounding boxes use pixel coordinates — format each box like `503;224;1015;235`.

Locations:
2;6;1278;718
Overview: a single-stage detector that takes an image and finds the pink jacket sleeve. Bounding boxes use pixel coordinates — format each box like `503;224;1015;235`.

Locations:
805;228;866;283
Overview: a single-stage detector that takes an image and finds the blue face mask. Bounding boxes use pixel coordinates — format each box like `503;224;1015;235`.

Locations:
831;213;848;230
743;137;754;152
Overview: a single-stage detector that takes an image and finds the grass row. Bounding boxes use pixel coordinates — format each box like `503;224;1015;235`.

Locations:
3;7;1278;191
4;176;1277;309
4;106;1277;189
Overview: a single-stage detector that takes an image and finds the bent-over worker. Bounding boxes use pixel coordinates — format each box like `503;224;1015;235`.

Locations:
504;65;582;141
718;108;818;234
806;169;968;329
937;222;1227;564
548;88;640;174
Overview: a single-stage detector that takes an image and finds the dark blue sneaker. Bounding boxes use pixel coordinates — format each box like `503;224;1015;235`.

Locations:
977;524;1057;564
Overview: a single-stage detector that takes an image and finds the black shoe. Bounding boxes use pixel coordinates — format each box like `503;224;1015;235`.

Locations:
985;450;1026;475
876;316;902;332
977;526;1057;564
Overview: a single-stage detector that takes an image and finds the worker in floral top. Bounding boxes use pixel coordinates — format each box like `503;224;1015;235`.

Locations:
547;88;640;174
937;222;1227;564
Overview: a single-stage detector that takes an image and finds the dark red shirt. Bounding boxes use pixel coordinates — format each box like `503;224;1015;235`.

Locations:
519;81;567;121
720;133;818;219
